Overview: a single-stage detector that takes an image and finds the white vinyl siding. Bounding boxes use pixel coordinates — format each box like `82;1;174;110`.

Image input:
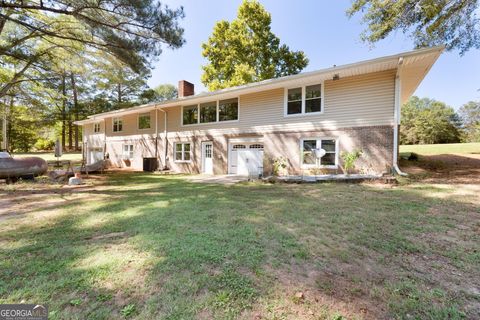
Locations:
166;70;395;133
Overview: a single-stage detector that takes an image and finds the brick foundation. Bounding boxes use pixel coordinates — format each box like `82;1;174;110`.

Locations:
102;125;394;175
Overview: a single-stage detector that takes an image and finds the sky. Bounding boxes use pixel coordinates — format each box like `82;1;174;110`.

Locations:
148;0;480;110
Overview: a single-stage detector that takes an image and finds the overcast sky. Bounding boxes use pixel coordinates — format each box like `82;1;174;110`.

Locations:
149;0;480;109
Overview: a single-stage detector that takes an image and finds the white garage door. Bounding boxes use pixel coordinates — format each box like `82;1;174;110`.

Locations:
228;143;264;176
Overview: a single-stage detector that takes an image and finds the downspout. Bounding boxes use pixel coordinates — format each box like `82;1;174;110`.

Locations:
393;57;408;176
102;118;107;162
160;109;168;170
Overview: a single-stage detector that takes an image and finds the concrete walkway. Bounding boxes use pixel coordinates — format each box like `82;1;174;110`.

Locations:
184;174;249;185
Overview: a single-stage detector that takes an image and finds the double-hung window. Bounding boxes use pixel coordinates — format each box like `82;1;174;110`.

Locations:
175;142;191;162
113;117;123;132
93;123;101;133
286;83;323;116
123;144;134;159
138;113;151;130
301;138;337;168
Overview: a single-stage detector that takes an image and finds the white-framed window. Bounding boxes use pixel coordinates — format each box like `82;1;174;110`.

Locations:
300;138;338;168
285;83;324;116
174;142;191;162
93;123;101;133
113;117;123;132
123;144;134;159
182;98;239;125
138;112;151;130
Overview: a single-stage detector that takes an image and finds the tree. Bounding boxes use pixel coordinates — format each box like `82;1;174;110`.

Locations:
93;54;150;109
458;101;480;142
347;0;480;54
201;0;308;91
153;84;178;101
401;96;462;144
0;0;185;100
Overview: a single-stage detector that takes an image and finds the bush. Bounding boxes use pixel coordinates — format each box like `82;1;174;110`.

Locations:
34;138;55;151
272;157;288;176
341;150;362;174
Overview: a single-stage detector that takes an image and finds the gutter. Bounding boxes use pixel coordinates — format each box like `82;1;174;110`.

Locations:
393;57;408;176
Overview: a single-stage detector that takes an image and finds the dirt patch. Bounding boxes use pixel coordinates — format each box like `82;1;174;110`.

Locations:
250;259;390;320
401;153;480;184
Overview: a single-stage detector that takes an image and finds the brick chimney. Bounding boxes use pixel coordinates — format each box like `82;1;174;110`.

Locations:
178;80;194;98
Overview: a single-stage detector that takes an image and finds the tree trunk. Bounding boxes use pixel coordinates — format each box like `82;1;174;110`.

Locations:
117;83;122;104
5;97;13;152
61;74;66;152
71;73;79;151
1;100;4;151
68;109;73;151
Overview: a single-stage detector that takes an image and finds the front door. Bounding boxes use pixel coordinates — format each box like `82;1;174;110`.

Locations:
202;141;213;174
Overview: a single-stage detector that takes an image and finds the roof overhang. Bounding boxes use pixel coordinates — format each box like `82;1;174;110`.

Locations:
75;46;444;125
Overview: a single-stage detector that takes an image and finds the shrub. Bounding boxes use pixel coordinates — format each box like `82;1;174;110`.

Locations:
34;138;55;151
341;150;362;174
272;157;288;176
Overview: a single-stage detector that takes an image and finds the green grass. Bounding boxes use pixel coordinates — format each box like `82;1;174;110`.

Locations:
0;173;478;319
400;142;480;155
11;152;82;162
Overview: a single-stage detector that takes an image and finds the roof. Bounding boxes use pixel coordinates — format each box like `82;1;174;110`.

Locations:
75;46;444;125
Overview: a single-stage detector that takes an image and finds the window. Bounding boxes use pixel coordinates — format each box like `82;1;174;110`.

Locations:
183;105;198;125
249;144;264;149
219;98;238;121
93;123;101;133
301;138;337;168
123;144;134;159
175;142;191;162
200;102;217;123
305;84;322;113
287;87;302;115
138;113;151;130
182;98;239;125
232;144;246;149
286;83;323;116
113;117;123;132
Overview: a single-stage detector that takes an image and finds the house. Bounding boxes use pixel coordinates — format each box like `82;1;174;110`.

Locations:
75;46;443;176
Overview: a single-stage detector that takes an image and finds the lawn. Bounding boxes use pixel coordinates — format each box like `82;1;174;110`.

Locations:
0;173;479;319
12;152;83;162
400;142;480;155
